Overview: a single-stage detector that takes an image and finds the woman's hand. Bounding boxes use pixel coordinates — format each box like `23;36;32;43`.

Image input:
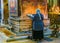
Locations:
27;14;31;16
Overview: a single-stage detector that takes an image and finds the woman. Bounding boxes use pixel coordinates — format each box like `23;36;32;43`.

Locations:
27;9;44;41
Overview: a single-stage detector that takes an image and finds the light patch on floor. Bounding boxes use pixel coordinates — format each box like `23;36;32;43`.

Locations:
7;39;36;43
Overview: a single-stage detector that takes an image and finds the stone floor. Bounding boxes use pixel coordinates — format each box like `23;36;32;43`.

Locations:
0;26;60;43
7;39;35;43
6;38;60;43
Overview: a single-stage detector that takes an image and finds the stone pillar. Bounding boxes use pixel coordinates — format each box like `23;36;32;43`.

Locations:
0;0;4;25
53;0;57;6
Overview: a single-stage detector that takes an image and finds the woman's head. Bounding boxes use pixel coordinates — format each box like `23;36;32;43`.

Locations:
36;9;40;14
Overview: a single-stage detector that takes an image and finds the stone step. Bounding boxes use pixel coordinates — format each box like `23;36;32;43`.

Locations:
7;36;28;42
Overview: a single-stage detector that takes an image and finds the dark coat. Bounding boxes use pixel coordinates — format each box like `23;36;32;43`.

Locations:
28;14;44;31
32;14;44;31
